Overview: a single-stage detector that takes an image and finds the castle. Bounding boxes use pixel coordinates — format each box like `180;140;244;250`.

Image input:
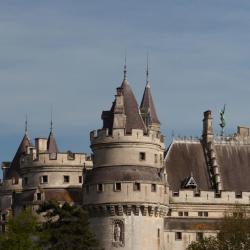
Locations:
1;65;250;250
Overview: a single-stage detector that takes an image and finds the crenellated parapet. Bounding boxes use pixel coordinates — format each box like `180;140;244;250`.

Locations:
90;128;164;146
90;128;165;168
20;150;92;169
170;190;250;204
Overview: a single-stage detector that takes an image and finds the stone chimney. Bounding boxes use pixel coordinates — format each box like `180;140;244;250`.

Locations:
35;138;48;153
202;110;214;144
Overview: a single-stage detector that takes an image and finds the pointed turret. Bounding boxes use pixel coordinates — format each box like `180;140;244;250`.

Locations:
5;119;33;179
47;114;59;153
102;61;146;134
140;61;160;131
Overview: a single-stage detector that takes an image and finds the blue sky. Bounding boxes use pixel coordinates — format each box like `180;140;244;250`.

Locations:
1;1;250;178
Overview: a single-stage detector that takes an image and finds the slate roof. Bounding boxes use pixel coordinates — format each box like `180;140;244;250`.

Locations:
140;82;160;125
44;188;82;203
47;131;59;153
164;217;220;231
214;143;250;192
165;141;212;192
5;133;33;179
85;165;164;184
102;79;146;134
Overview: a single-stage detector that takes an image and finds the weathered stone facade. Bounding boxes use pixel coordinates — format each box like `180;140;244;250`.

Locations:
1;69;250;250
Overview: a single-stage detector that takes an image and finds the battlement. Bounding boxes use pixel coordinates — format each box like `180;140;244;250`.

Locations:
20;150;93;168
90;128;164;147
170;190;250;204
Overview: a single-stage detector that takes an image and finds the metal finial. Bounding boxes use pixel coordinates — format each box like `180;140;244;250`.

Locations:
50;106;53;133
123;51;127;80
219;104;226;137
146;53;149;83
25;114;28;134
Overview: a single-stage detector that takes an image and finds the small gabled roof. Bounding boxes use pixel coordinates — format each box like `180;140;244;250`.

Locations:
140;82;160;125
47;131;59;154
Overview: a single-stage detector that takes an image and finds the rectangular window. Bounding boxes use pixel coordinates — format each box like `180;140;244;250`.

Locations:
204;211;208;217
97;184;104;192
37;193;41;201
24;177;28;185
154;154;158;163
175;232;182;240
157;228;160;238
151;184;157;192
198;211;203;217
41;175;48;184
196;232;204;241
49;153;57;160
2;214;6;221
178;211;183;216
63;175;70;183
134;182;141;191
12;177;18;185
184;211;189;216
114;182;121;192
160;154;163;164
79;176;82;183
139;152;146;161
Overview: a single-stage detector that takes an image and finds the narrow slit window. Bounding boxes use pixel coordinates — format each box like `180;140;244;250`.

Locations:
97;184;104;192
63;175;70;183
134;182;141;191
114;182;121;191
151;184;157;192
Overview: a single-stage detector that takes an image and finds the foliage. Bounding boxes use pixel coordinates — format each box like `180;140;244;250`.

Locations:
0;209;41;250
38;200;98;250
187;206;250;250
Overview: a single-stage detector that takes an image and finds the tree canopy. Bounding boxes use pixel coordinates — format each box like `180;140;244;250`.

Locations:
38;200;98;250
187;207;250;250
0;201;98;250
0;208;41;250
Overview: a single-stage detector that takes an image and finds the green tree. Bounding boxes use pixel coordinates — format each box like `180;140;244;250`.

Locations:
0;209;41;250
38;200;98;250
187;207;250;250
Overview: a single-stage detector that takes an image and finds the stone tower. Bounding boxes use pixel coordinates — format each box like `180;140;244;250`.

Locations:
83;67;168;250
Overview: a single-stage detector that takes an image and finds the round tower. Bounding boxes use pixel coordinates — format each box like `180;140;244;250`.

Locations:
83;68;168;250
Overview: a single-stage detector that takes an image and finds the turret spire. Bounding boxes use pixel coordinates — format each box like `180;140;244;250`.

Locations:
25;114;28;135
146;53;150;87
123;51;127;80
50;106;53;133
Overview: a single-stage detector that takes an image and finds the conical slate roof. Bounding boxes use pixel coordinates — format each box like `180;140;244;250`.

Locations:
120;79;146;133
6;133;33;178
47;131;59;153
140;82;160;125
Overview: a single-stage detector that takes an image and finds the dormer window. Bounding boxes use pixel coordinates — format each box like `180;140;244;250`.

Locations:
182;174;198;189
139;152;146;161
